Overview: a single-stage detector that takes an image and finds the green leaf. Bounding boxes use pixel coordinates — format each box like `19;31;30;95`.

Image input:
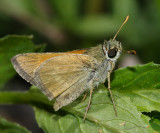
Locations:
150;118;160;132
144;111;160;132
0;35;45;88
0;117;31;133
111;63;160;112
0;63;160;132
34;97;153;133
33;63;159;133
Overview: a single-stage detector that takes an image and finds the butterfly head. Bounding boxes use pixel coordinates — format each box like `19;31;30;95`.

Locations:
103;39;122;61
101;16;129;61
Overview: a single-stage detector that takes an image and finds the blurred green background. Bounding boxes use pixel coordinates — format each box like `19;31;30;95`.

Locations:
0;0;160;132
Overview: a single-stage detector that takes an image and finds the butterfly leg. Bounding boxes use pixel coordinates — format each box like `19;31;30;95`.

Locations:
107;71;117;116
83;87;94;121
81;93;87;102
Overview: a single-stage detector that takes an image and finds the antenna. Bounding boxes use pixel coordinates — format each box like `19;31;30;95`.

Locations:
113;15;129;41
123;49;136;55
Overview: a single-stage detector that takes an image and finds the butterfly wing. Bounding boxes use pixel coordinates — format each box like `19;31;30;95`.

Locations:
11;50;88;102
11;50;87;84
54;73;92;111
11;53;66;85
34;54;98;101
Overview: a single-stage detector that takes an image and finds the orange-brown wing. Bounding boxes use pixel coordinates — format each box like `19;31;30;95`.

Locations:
11;53;65;85
34;54;97;100
66;49;87;54
11;50;87;99
11;50;87;84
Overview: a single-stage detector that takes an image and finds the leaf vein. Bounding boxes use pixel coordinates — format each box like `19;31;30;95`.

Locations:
58;117;63;133
76;116;83;133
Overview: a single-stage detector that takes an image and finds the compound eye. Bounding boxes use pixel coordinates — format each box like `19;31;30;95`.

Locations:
108;47;118;58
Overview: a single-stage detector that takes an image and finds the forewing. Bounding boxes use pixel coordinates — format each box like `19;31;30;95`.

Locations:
35;54;97;100
11;53;66;85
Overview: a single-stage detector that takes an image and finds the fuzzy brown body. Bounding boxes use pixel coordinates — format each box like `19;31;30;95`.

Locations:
11;39;122;111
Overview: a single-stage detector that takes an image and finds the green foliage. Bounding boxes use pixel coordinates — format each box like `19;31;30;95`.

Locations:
0;62;160;132
0;35;45;88
150;118;160;132
144;111;160;132
0;117;31;133
111;63;160;112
